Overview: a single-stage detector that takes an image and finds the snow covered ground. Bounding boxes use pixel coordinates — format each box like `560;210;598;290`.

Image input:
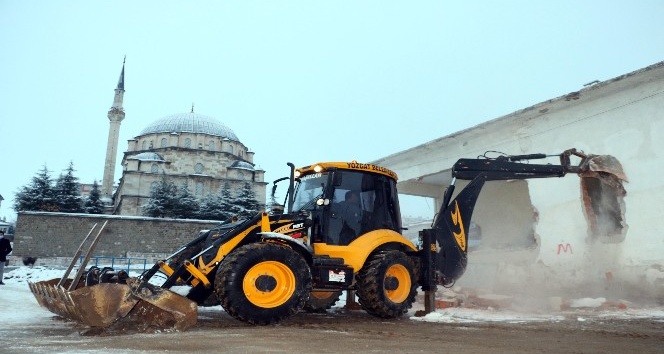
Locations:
2;265;664;332
1;266;664;354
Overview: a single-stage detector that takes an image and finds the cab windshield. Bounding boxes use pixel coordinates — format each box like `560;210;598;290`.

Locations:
291;173;328;211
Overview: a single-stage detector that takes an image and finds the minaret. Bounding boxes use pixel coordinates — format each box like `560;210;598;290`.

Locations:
101;58;126;201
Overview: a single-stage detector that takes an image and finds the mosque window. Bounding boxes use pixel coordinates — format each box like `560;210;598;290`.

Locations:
238;172;244;180
161;138;168;148
227;145;234;154
196;182;204;195
142;141;147;150
151;181;158;190
195;163;204;174
240;150;244;158
184;138;192;148
198;143;203;149
208;140;215;151
151;164;159;173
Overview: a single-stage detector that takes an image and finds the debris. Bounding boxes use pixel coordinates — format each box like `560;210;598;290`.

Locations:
471;294;514;309
569;297;606;308
548;296;563;311
434;298;460;309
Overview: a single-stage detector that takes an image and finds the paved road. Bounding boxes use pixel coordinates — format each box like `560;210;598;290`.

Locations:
4;308;664;354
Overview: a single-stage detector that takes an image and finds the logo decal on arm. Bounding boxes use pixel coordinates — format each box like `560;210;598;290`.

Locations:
450;201;467;251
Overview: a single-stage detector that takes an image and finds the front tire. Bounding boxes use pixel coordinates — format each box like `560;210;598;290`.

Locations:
356;250;417;318
215;243;311;325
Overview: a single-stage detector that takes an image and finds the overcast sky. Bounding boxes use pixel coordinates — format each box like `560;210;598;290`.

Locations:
1;1;663;221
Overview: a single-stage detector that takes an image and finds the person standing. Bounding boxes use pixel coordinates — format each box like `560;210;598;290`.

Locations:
0;231;12;285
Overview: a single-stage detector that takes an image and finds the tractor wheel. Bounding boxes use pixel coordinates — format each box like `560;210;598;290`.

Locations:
215;242;312;325
303;290;342;313
356;250;417;318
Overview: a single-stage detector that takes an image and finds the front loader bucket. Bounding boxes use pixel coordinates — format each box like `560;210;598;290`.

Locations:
29;278;139;327
29;277;197;332
121;278;198;331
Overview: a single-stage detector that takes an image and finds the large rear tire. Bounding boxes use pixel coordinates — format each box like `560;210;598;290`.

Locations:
303;290;342;313
215;243;312;325
356;250;417;318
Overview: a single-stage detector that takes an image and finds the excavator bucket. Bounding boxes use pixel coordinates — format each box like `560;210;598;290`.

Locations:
28;277;198;331
584;154;628;181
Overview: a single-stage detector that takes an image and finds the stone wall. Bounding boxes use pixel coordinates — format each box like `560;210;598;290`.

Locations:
13;212;220;260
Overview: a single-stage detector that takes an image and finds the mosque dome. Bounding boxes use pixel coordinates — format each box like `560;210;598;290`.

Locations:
139;112;239;141
230;160;255;171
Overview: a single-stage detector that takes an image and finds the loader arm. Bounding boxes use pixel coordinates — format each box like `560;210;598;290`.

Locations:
421;148;591;288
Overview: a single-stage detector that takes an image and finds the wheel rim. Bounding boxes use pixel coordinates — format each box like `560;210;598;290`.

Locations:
311;291;336;300
384;264;411;303
243;261;296;308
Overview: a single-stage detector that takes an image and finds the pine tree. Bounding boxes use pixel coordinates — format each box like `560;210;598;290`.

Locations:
220;182;240;217
197;182;236;220
266;190;285;214
142;175;179;218
14;165;58;212
234;182;262;218
55;161;84;213
172;182;199;219
197;192;224;220
84;180;105;214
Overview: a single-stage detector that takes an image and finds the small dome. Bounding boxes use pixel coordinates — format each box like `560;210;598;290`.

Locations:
230;160;255;171
129;152;165;161
139;112;239;141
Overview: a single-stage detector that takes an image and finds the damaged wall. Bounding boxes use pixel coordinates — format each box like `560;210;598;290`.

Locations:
459;179;536;249
375;61;664;303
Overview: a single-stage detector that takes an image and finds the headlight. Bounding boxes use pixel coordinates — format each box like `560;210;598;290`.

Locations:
313;165;323;173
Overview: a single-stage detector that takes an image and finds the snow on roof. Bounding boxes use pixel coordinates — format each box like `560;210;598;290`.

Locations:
128;152;165;162
138;112;239;141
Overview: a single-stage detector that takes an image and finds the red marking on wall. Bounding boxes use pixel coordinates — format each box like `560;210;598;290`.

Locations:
557;243;573;255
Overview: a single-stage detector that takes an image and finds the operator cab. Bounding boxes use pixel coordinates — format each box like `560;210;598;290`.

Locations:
288;162;403;245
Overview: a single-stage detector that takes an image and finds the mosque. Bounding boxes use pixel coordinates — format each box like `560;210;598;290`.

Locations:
101;61;266;216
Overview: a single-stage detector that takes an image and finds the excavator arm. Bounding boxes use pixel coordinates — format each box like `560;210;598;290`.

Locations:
451;148;588;181
420;149;592;291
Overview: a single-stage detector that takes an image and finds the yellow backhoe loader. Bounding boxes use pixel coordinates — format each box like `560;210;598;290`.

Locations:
29;148;622;331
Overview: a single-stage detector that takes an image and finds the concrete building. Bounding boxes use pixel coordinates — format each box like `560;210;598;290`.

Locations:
375;61;664;300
